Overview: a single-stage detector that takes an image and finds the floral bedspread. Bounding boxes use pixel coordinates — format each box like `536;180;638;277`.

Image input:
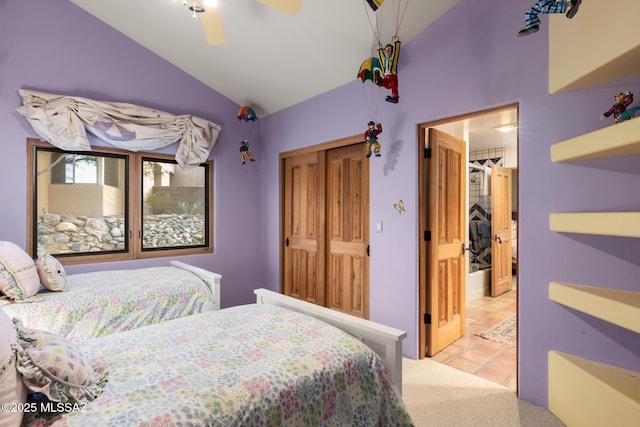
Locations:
2;267;216;342
39;304;414;427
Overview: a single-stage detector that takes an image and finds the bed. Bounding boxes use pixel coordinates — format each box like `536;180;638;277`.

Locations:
10;289;411;427
0;261;221;342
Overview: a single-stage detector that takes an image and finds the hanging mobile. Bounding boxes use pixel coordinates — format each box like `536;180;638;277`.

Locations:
237;103;257;164
240;140;255;165
364;120;382;158
361;0;409;103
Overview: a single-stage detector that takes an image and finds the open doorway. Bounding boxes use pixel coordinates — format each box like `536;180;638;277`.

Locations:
418;104;519;391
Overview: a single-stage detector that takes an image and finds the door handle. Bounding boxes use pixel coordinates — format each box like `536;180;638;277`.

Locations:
285;237;289;247
494;235;502;244
461;243;466;255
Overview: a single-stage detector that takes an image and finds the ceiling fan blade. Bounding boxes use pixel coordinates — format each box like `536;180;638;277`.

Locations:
200;7;226;45
256;0;302;16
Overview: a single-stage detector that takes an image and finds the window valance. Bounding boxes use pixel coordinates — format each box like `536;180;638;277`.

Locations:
17;89;221;169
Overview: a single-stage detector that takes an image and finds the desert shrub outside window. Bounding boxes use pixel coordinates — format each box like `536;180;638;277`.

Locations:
28;139;213;264
140;157;209;252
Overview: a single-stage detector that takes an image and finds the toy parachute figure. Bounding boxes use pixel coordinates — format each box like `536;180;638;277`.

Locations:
364;121;382;158
357;58;383;150
237;105;256;122
238;104;257;164
600;91;640;123
518;0;582;37
240;140;255;164
377;37;401;103
361;0;408;103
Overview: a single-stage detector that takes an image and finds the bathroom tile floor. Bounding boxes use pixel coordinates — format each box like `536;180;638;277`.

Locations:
430;275;518;391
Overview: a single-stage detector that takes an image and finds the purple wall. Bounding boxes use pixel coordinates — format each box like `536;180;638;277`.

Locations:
0;0;262;309
257;0;640;407
2;0;639;409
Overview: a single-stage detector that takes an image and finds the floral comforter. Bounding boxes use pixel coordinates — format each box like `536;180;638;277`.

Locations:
39;304;414;427
2;266;216;342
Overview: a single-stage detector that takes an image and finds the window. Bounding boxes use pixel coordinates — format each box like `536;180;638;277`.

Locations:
27;139;213;264
140;157;209;252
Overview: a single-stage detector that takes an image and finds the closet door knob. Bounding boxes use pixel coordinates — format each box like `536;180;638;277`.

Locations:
461;243;467;255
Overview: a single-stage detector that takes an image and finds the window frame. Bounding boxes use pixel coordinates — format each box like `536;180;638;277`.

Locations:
27;139;214;265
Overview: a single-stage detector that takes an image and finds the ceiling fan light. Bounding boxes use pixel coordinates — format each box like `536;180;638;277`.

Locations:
189;5;205;14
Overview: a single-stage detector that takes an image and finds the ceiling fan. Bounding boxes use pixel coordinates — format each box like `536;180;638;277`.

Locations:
187;0;302;45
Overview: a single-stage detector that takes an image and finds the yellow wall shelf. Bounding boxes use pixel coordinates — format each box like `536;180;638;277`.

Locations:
549;282;640;334
549;351;640;427
548;0;640;94
547;1;640;423
550;118;640;162
549;212;640;238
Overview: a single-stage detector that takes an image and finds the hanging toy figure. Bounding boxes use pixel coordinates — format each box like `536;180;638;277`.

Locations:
361;0;408;102
600;91;640;124
364;121;382;158
378;36;401;103
240;140;255;164
518;0;582;37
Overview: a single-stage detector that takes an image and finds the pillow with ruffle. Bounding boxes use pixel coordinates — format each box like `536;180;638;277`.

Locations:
35;254;67;292
0;309;28;427
13;320;108;404
0;241;40;300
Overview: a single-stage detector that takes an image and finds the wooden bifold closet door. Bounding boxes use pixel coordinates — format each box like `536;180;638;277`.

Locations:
283;151;326;306
283;143;369;319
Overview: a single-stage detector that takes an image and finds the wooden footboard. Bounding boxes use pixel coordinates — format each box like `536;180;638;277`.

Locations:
170;261;222;309
254;289;407;395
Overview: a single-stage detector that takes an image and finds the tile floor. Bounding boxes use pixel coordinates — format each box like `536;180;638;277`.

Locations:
430;275;517;391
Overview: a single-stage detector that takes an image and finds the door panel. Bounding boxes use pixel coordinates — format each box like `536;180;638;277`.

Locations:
283;151;325;305
282;142;369;318
426;128;467;356
326;144;369;319
491;165;512;297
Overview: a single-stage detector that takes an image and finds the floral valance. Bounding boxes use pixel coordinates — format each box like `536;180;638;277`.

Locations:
17;89;221;169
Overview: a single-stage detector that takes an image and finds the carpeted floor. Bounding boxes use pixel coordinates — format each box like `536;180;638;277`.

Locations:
401;357;565;427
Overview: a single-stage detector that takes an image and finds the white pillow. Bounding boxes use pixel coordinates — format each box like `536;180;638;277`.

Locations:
0;241;40;300
35;254;67;292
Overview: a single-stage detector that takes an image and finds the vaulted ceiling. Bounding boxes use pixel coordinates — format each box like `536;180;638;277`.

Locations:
70;0;461;118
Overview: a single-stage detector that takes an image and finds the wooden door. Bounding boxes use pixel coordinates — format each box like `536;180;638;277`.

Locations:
283;151;325;305
426;128;467;356
491;165;512;297
326;144;370;319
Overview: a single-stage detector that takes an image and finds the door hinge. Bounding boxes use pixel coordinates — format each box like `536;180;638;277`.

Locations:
424;230;431;241
424;313;431;324
424;147;432;158
366;245;370;256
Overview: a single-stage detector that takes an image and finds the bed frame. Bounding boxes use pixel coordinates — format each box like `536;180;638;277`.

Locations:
254;288;407;394
170;261;222;308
